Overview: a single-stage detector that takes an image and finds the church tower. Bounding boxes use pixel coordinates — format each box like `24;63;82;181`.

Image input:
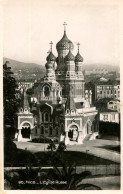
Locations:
55;23;85;100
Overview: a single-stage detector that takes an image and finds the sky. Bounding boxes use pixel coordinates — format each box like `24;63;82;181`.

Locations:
3;0;120;66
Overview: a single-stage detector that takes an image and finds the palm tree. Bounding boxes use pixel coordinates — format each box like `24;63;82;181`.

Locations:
47;140;56;155
56;142;66;161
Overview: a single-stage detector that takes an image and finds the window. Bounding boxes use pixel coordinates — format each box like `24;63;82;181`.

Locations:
55;116;58;123
56;128;58;135
42;113;43;122
45;112;49;122
50;114;52;122
112;114;115;121
41;126;44;134
103;115;108;121
44;86;50;97
49;127;52;135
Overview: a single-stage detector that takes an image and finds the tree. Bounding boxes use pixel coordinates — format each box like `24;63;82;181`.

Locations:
47;140;56;154
3;61;21;127
3;61;20;166
57;142;66;161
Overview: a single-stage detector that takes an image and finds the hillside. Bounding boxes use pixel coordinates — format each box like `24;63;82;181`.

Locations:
3;58;45;80
3;57;120;80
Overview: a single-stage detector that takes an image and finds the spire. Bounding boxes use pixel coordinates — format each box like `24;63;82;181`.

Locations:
50;41;53;52
63;22;67;33
75;42;83;62
46;41;56;62
77;42;80;53
56;22;74;51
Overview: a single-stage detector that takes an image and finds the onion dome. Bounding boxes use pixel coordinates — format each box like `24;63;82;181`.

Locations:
46;51;56;62
75;52;83;62
56;31;74;51
65;50;75;61
45;61;53;69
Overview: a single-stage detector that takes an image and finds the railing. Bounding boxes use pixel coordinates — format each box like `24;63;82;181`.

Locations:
4;164;120;176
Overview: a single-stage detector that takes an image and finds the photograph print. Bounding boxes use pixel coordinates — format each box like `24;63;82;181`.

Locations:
3;0;121;191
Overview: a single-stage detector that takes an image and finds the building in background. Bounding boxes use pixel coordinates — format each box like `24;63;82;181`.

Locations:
99;108;119;124
95;80;120;100
84;68;108;76
17;79;35;91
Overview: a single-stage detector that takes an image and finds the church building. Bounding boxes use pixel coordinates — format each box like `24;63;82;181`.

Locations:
16;23;98;144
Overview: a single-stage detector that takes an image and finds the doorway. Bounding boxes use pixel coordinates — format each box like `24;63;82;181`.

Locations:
68;125;78;141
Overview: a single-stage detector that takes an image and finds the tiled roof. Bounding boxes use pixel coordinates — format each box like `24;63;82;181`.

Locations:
75;52;83;62
56;31;74;51
46;52;56;62
65;50;75;61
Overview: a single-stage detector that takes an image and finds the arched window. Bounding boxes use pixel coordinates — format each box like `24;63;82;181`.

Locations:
56;128;58;136
41;126;44;134
62;87;65;96
49;127;52;135
44;86;50;97
45;112;49;122
50;114;52;122
42;113;43;122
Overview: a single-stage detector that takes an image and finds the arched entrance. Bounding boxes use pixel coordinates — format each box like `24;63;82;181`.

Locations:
21;123;31;138
68;125;78;141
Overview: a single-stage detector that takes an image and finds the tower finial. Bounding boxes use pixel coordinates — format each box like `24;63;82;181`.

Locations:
50;41;53;52
77;42;80;52
63;22;67;32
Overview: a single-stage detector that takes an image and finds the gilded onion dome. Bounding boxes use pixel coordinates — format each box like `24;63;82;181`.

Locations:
45;61;53;69
46;51;56;62
65;50;75;61
56;31;74;51
75;51;83;62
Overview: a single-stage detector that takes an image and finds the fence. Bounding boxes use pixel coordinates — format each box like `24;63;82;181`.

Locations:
4;164;120;177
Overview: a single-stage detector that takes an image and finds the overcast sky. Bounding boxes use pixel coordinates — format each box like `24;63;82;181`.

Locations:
3;0;120;66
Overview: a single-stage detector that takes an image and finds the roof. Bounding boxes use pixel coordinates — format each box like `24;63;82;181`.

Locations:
46;52;56;62
95;79;120;86
99;107;118;113
75;51;83;62
56;31;74;51
75;102;84;109
65;50;75;61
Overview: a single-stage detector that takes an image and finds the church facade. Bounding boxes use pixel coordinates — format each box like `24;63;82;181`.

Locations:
16;23;98;144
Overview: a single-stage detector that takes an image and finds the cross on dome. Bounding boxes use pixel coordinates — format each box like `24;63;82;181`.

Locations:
50;41;53;52
63;22;67;32
77;42;80;52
